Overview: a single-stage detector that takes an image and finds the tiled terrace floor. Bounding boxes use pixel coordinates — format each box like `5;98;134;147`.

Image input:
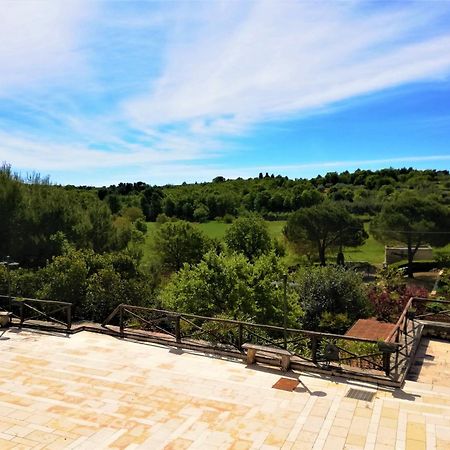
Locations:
0;329;450;450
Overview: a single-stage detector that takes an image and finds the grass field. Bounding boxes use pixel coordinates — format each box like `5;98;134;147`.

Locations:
344;223;385;265
142;220;388;266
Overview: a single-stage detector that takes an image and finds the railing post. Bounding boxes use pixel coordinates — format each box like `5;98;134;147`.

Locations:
119;305;124;337
378;342;396;377
383;352;391;376
67;304;72;331
238;323;243;350
19;301;24;328
175;315;181;344
311;336;318;364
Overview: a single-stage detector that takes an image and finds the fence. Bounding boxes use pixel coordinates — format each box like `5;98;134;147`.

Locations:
2;294;449;385
102;304;398;378
0;295;72;330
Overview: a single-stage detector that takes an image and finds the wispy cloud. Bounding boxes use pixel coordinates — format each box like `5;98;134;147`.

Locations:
124;2;450;132
0;1;450;183
0;0;95;95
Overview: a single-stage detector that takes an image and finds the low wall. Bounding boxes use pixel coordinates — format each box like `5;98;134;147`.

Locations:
385;246;433;265
421;320;450;340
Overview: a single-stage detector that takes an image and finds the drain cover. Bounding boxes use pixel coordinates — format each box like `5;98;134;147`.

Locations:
345;388;376;402
272;377;299;391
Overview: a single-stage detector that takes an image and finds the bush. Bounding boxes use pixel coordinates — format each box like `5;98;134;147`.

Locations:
156;213;170;224
161;251;302;326
295;266;370;331
225;215;272;260
319;312;352;334
193;204;209;223
152;220;211;272
134;218;147;234
222;214;234;224
368;284;429;322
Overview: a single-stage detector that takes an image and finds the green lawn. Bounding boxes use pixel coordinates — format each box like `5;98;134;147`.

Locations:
142;220;389;266
344;223;385;265
196;221;230;239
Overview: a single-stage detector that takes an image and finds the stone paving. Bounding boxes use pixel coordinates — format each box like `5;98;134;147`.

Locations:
0;329;449;449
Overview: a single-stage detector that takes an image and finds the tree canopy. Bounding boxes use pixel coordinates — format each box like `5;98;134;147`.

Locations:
161;251;302;326
224;215;272;260
152;220;211;272
295;265;370;331
371;192;450;277
284;202;367;265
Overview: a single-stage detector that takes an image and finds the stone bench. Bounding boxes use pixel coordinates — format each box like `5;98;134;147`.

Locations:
0;311;12;328
242;343;291;371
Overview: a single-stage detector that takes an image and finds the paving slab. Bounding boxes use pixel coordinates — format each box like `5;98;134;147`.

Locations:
0;329;449;449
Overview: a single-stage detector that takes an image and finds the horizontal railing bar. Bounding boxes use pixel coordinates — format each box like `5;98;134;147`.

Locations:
0;295;72;307
116;304;399;346
413;298;450;305
19;303;69;327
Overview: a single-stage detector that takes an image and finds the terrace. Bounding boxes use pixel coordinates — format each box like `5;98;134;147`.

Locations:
0;296;449;449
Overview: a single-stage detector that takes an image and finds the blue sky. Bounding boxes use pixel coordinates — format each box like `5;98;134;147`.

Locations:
1;0;450;186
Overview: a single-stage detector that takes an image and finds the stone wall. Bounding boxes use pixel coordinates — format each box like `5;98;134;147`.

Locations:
421;320;450;340
385;246;433;265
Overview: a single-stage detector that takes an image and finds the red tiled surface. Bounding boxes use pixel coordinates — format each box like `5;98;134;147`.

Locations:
272;377;299;391
345;318;396;341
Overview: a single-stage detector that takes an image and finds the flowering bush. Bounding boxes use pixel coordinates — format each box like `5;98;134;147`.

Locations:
369;284;428;322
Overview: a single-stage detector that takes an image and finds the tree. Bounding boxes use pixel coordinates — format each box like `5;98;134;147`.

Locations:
141;187;164;221
0;164;23;258
225;215;272;260
193;204;209;223
152;220;210;271
106;194;121;214
161;251;301;325
161;251;254;318
284;202;367;265
295;265;370;331
371;192;450;277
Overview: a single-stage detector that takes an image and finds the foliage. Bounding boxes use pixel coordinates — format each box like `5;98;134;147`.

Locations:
224;215;272;260
91;168;449;222
152;220;211;272
121;206;144;223
141;186;163;221
193;204;209;223
368;283;429;322
436;269;450;299
6;248;155;322
371;192;450;277
294;265;370;330
0;164;133;267
161;251;302;326
284;202;367;265
318;312;353;334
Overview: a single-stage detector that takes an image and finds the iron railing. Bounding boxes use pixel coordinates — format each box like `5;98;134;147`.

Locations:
0;295;72;330
102;304;398;376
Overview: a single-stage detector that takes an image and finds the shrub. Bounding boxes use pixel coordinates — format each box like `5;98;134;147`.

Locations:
225;215;272;260
295;265;370;331
152;220;210;272
368;284;429;322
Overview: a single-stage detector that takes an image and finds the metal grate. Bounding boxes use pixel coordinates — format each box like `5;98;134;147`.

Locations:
345;388;376;402
272;377;299;391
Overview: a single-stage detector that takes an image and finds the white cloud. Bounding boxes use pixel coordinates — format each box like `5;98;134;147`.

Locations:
0;0;94;94
1;0;450;183
0;129;218;172
124;1;450;133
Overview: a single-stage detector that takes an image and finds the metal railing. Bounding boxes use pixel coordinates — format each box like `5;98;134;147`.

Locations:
384;296;450;380
102;304;398;377
0;295;72;330
4;293;447;382
413;297;450;323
